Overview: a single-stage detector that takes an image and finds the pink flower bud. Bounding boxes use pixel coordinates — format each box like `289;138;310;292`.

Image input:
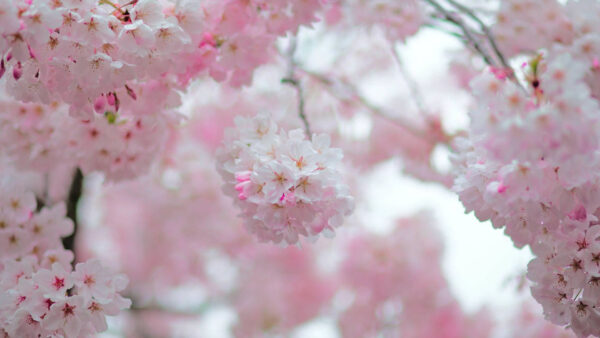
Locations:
497;183;507;194
13;62;22;80
568;205;587;221
235;171;252;182
199;32;216;48
106;92;116;106
93;96;106;114
490;67;508;80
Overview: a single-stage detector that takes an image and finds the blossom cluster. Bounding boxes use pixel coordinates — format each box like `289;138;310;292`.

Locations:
491;0;600;58
217;114;354;245
454;38;600;336
491;0;574;57
0;0;323;117
0;182;130;337
327;0;425;42
0;84;173;181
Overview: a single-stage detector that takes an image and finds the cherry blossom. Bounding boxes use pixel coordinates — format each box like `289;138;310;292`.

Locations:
217;114;354;246
454;20;600;337
0;182;130;337
3;0;600;336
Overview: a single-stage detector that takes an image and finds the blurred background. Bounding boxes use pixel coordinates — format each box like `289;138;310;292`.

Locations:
75;8;545;337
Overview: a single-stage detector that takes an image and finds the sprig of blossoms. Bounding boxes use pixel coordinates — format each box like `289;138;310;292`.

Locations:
491;0;574;57
0;86;173;181
328;0;425;42
0;182;131;337
217;114;354;246
454;51;600;337
0;0;324;117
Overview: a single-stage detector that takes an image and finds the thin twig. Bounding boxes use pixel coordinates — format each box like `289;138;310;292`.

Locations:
282;78;311;137
98;0;126;14
389;44;428;113
445;0;506;65
299;69;457;187
424;22;466;41
299;68;433;142
444;0;520;84
282;37;312;138
424;0;496;67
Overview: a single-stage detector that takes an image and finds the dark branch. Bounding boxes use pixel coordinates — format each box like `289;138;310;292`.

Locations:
282;37;312;138
281;77;311;137
62;168;83;259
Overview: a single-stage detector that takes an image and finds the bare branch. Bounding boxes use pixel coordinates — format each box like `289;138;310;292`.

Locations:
425;0;524;89
424;0;496;67
390;44;428;113
299;68;435;143
424;21;466;41
63;168;83;266
444;0;517;82
282;37;312;138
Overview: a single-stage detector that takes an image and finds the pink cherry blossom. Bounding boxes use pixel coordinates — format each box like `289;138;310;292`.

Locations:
217;114;354;246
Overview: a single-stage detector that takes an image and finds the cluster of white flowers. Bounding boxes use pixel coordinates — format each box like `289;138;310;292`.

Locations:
0;0;195;117
454;45;600;337
0;183;130;337
0;91;172;181
217;114;354;246
491;0;574;57
337;0;425;42
1;259;131;337
0;0;325;117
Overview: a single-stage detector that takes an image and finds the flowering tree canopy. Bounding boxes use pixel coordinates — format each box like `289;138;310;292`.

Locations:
1;0;600;337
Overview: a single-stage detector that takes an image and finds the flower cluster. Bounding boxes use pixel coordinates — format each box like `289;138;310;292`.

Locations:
491;0;600;59
0;86;173;181
491;0;574;57
0;182;130;337
330;0;425;42
217;114;354;245
0;0;323;117
454;46;600;337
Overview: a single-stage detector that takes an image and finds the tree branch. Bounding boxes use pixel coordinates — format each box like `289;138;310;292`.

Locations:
62;168;83;261
282;37;312;138
299;68;443;144
444;0;519;83
424;0;495;67
390;44;428;113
